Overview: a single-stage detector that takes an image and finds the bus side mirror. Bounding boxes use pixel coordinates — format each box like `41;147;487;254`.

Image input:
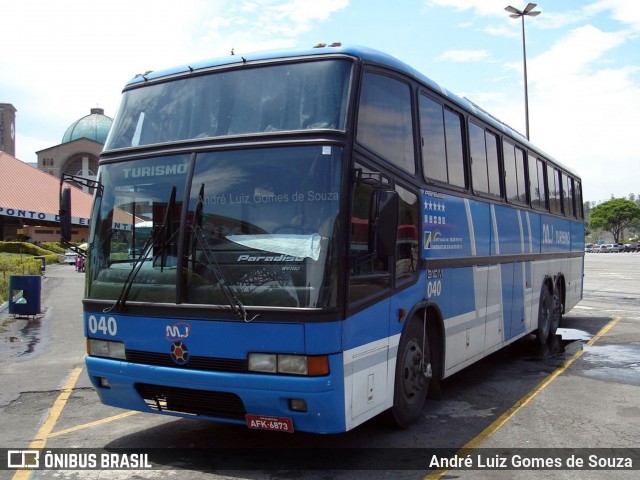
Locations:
60;187;72;242
371;189;398;257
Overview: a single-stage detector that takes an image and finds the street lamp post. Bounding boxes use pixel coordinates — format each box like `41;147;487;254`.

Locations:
505;2;541;140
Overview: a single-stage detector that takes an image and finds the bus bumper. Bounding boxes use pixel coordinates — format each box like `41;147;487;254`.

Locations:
85;354;346;434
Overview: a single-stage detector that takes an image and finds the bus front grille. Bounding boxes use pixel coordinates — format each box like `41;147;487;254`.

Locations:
126;350;247;372
135;383;246;420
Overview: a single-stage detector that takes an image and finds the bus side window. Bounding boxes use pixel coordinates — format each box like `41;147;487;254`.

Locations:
562;173;575;217
395;185;419;281
504;141;528;205
444;109;466;188
349;167;393;304
419;94;465;188
539;160;548;210
528;154;547;210
548;165;562;214
357;72;415;174
574;179;583;219
486;131;501;196
470;122;501;197
420;94;447;183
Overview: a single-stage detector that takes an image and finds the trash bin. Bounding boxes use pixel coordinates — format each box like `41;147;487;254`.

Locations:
8;275;42;316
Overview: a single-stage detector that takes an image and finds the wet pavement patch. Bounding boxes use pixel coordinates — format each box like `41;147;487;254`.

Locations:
580;344;640;386
0;308;49;361
556;327;592;342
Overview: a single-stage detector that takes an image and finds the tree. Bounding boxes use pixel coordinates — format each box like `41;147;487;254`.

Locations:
589;198;640;243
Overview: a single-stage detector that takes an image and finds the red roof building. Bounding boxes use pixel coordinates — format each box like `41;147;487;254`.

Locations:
0;151;93;242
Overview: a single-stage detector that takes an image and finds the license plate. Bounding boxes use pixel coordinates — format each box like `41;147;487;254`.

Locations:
245;414;294;433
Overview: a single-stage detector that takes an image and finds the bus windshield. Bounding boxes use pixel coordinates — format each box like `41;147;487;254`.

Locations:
105;59;352;150
88;145;342;309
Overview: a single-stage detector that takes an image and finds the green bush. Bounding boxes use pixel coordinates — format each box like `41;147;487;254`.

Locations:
0;242;59;265
0;241;58;256
0;257;43;304
40;242;67;254
0;242;64;303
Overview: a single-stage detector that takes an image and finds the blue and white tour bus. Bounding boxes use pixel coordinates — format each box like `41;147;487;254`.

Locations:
60;44;584;433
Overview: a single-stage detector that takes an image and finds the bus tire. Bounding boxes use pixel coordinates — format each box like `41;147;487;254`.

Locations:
388;319;431;428
537;286;552;344
551;278;563;332
550;285;562;335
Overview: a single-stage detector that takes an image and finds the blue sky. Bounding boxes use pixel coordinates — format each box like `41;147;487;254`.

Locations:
3;0;639;201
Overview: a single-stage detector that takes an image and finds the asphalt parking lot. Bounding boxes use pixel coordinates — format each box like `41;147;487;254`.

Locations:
1;253;639;479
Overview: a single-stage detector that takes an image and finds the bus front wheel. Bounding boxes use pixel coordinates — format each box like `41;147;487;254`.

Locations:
388;319;431;428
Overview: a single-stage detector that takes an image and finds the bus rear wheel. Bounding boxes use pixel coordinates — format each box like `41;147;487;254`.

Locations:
551;282;562;334
537;287;552;344
388;319;431;428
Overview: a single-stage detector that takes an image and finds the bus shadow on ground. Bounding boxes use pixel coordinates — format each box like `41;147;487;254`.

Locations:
100;316;611;476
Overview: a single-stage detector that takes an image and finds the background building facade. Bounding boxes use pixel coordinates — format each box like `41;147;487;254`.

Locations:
0;103;17;157
0;106;108;242
37;107;112;186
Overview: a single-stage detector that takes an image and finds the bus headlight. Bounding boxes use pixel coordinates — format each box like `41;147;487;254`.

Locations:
278;355;309;375
248;353;277;373
87;339;126;360
248;353;329;376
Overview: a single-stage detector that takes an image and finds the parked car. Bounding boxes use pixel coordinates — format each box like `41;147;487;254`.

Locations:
63;243;88;265
63;250;78;264
585;243;594;253
623;243;639;252
610;244;623;253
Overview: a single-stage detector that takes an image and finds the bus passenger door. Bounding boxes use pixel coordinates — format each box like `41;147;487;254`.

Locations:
345;169;397;424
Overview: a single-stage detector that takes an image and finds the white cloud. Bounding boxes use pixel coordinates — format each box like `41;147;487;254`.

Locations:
438;50;491;62
466;20;639;200
275;0;349;25
202;0;348;44
530;25;627;80
427;0;640;35
425;0;515;17
592;0;640;32
484;24;519;38
526;25;640;200
3;0;349;163
526;0;640;32
4;0;638;202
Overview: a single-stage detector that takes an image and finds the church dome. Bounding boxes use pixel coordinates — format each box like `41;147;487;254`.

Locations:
62;108;113;144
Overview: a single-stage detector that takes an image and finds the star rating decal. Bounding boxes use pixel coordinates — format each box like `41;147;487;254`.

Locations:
424;200;446;213
424;199;447;225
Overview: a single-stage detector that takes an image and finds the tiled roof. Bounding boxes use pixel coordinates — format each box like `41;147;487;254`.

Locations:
0;151;93;223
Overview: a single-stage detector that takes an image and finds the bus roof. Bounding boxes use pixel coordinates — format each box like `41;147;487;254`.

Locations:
124;44;578;178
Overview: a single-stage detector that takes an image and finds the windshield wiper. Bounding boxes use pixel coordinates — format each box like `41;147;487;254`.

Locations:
104;186;178;313
192;225;258;322
191;184;258;322
160;186;177;271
